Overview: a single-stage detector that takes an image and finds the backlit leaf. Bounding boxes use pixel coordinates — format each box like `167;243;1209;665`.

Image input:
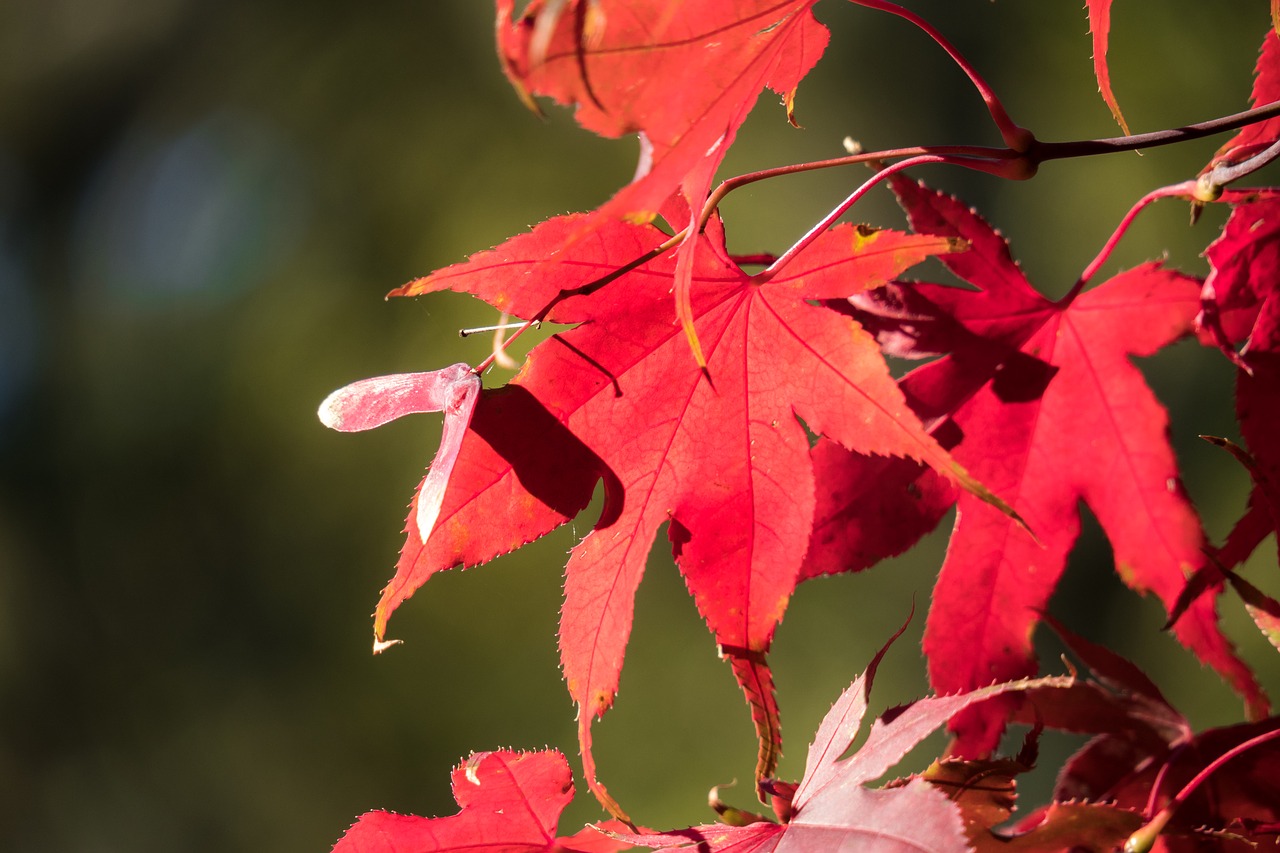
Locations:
829;176;1267;754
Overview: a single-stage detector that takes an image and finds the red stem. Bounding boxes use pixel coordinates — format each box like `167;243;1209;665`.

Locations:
1066;183;1195;302
752;155;944;283
1166;727;1280;813
697;145;1009;232
752;153;1017;284
1126;727;1280;853
1142;744;1182;819
848;0;1032;150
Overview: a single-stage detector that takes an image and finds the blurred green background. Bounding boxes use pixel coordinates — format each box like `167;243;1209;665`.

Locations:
1;1;1277;850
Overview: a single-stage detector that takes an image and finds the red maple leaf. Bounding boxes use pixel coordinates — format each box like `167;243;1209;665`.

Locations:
496;0;829;226
331;749;634;853
1190;24;1280;576
812;175;1267;755
613;629;1072;852
347;209;1000;815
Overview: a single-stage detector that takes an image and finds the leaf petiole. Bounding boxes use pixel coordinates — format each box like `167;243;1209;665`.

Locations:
1069;185;1193;300
849;0;1033;151
750;153;1017;284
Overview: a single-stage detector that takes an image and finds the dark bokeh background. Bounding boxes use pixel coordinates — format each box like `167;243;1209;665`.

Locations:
1;2;1277;850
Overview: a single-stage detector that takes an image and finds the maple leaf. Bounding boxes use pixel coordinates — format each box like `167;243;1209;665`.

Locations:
815;175;1267;755
612;627;1073;852
368;209;996;814
1085;0;1131;135
331;749;634;853
495;0;829;226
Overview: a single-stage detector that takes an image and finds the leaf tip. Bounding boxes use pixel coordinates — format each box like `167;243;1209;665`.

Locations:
782;87;802;128
681;317;708;370
373;637;403;655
